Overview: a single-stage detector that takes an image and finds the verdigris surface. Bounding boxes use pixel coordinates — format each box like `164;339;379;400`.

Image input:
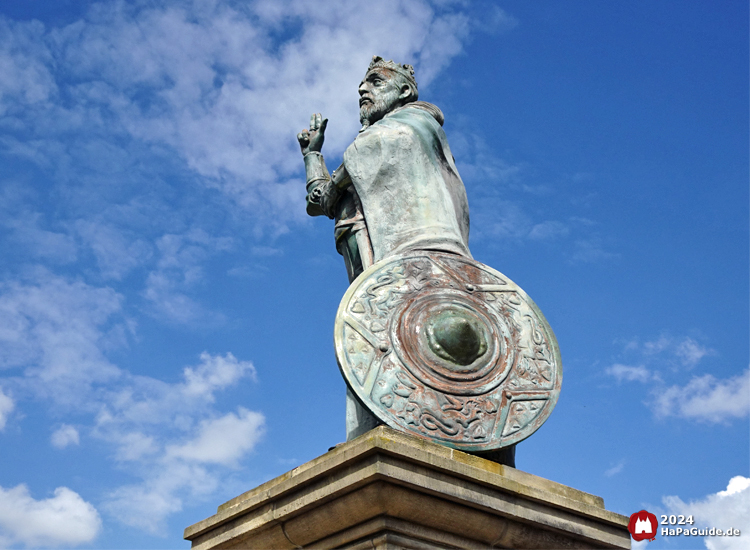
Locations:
298;56;561;459
335;252;561;453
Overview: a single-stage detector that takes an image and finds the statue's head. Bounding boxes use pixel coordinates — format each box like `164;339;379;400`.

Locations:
359;56;419;127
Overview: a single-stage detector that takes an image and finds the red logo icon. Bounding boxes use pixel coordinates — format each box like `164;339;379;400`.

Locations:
628;510;658;542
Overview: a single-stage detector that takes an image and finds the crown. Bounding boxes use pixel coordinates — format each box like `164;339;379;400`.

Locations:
367;55;418;91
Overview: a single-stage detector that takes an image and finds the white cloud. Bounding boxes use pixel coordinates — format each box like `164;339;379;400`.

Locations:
606;364;653;383
250;245;283;257
51;424;80;448
100;403;264;533
641;335;671;354
104;462;217;534
92;352;262;533
183;351;256;399
718;476;750;496
166;407;264;466
0;387;13;431
0;484;101;548
0;268;261;533
94;353;256;443
652;368;750;423
104;483;183;535
0;263;259;531
663;476;750;550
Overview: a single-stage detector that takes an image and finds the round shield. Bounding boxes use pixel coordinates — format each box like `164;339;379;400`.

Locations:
334;252;562;452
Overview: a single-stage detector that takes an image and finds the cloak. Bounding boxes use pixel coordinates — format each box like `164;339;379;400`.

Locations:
343;101;471;262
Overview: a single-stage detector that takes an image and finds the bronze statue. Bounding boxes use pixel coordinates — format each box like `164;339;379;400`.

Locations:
298;56;469;280
298;57;562;467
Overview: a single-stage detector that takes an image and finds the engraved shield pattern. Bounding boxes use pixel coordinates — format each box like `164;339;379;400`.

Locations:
334;252;562;452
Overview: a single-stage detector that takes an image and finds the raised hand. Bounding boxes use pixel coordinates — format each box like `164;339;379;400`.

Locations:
297;113;328;155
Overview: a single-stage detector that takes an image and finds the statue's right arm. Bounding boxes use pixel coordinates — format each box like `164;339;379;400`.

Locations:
297;113;335;218
303;151;331;217
297;113;344;219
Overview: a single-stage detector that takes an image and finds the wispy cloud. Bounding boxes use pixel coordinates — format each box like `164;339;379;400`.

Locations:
74;219;153;281
570;237;619;263
142;229;232;324
0;387;13;431
528;220;570;240
604;459;625;477
471;5;519;34
0;18;57;116
605;364;654;383
674;338;713;368
452;132;612;256
1;0;478;234
2;211;77;264
618;335;715;369
0;271;125;405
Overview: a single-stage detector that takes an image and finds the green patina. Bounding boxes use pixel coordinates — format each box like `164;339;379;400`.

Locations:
425;307;488;367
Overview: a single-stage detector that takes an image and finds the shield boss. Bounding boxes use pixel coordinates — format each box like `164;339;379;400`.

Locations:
334;252;562;452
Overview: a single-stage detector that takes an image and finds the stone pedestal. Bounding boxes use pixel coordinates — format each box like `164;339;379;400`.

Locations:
184;426;630;549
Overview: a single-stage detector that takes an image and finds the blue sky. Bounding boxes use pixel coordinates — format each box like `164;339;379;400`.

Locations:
0;1;747;548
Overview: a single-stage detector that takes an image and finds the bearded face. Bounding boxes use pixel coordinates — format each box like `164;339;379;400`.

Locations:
359;69;407;127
